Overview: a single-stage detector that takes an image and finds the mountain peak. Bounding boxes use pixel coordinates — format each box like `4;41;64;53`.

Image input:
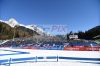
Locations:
7;18;19;27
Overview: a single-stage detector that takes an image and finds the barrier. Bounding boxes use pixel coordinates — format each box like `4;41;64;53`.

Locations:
0;56;100;66
64;47;100;51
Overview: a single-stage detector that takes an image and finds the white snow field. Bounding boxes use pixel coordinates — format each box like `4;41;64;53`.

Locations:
0;48;100;66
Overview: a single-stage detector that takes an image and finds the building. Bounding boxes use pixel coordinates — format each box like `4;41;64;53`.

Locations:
69;34;78;39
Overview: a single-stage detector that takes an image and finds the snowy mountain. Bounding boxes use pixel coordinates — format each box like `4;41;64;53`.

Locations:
26;25;44;35
0;18;51;36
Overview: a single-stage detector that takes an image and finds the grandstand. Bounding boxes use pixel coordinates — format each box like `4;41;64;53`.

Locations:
0;39;100;51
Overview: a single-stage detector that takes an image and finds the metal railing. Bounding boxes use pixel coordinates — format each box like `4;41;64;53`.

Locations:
0;56;59;66
0;56;100;66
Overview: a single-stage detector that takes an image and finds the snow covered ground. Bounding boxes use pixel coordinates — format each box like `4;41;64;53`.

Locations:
0;48;100;66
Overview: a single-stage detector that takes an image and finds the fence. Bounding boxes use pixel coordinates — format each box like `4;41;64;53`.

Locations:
0;56;59;66
0;56;100;66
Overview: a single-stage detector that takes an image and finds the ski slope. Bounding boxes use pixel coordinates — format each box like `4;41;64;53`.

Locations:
0;48;100;66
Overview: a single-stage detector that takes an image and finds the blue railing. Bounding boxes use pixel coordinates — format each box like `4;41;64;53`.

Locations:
0;56;100;66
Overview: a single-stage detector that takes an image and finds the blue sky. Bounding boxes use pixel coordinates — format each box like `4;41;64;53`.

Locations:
0;0;99;35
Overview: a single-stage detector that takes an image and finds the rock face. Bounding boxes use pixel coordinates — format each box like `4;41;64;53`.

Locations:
0;22;13;39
